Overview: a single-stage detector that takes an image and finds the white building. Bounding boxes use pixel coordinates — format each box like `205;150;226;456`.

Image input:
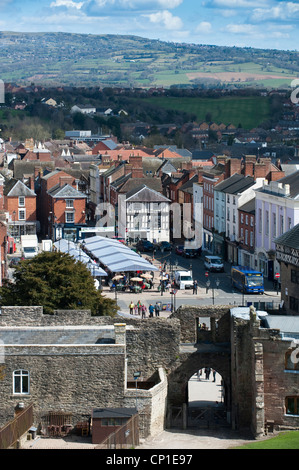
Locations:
255;171;299;278
214;174;264;262
70;105;96;115
193;182;203;249
118;185;171;243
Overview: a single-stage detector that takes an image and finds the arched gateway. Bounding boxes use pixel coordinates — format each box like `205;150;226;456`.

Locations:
166;305;231;430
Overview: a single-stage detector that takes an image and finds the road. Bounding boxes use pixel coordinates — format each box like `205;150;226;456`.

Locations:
104;247;281;315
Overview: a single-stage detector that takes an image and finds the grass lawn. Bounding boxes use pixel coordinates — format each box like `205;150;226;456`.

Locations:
142;96;271;128
233;431;299;449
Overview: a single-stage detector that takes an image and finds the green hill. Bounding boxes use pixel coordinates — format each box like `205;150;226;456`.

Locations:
0;31;298;89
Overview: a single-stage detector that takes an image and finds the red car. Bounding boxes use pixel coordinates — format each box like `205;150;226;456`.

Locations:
112;236;126;244
175;245;184;255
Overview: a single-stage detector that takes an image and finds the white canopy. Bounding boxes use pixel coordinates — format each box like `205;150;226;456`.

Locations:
80;236;158;273
54;239;107;277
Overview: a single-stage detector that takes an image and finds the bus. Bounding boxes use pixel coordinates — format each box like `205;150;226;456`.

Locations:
231;266;264;294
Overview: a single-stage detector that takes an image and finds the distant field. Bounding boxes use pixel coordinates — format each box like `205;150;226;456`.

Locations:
142;96;272;128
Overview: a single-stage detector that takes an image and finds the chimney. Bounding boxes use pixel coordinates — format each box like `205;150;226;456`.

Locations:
129;155;143;178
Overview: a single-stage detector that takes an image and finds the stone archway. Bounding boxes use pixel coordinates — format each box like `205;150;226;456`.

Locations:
166;346;231;429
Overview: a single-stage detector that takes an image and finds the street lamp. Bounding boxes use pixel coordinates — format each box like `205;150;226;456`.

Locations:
133;371;141;410
215;279;220;305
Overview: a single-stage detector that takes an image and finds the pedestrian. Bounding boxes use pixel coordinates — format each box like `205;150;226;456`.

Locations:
148;304;155;317
137;300;142;316
212;369;216;382
193;280;198;295
204;367;211;380
141;304;147;319
134;304;138;315
197;369;202;381
154;302;161;317
129;301;134;315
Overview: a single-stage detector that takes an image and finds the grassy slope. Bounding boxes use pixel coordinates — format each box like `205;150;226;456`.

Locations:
141;96;272;128
233;431;299;449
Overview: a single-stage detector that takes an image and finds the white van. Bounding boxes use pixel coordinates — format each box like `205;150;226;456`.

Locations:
174;270;194;289
204;255;224;272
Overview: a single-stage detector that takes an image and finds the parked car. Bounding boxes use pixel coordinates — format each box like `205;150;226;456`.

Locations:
182;248;198;258
158;241;172;251
175;245;184;255
136;240;154;252
204;255;224;272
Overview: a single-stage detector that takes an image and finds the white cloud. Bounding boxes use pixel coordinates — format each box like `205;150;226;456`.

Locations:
146;10;183;30
50;0;84;8
251;2;299;22
196;21;212;34
205;0;268;8
82;0;183;15
225;23;258;35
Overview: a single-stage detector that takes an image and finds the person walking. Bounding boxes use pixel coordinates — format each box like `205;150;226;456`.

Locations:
193;280;198;295
154;302;161;317
129;301;135;315
204;367;211;380
141;304;147;319
212;369;216;382
137;300;142;316
148;304;155;317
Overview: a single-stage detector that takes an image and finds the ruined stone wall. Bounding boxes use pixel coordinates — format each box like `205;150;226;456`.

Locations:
171;305;231;343
230;316;254;430
262;337;299;430
0;346;126;428
0;307;180;439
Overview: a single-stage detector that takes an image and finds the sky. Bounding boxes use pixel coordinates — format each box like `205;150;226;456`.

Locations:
0;0;298;51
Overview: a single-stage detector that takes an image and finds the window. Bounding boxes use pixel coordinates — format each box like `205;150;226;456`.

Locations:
250;217;254;227
241;213;244;224
18;209;26;221
250;231;254;247
291;270;299;284
66;199;74;209
18;196;25;207
101;418;122;426
288;217;292;231
265;211;269;236
13;369;29;395
285;397;299;415
280;214;284;235
245;215;248;225
272;213;276;238
258;209;262;233
65;212;74;223
290;296;299;313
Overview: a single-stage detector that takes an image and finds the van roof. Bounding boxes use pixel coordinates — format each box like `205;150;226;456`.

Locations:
205;255;222;260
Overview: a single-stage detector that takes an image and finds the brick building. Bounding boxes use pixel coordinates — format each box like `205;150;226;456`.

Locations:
3;178;37;239
238;197;255;267
275;223;299;315
38;170;87;240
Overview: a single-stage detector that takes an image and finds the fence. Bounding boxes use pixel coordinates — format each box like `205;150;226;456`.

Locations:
95;414;139;449
0;403;33;449
41;411;73;437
